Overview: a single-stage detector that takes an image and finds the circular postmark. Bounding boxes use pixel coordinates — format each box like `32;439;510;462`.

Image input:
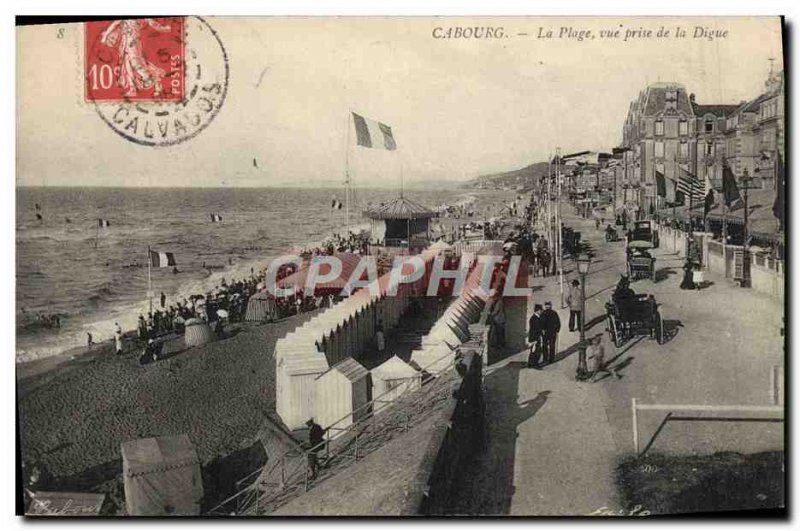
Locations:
89;16;229;147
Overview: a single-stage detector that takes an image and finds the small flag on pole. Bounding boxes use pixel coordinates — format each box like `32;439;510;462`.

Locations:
655;170;667;198
704;172;715;217
210;214;223;222
722;162;742;207
98;218;111;228
149;250;177;268
677;168;705;204
352;112;397;150
773;153;784;231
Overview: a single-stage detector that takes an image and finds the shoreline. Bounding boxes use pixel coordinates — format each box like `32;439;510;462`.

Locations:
14;190;480;370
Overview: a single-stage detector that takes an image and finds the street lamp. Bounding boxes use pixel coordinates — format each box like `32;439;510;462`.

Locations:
741;168;753;288
575;253;592;380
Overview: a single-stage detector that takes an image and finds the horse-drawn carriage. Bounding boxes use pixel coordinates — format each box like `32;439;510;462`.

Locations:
631;220;659;248
627;240;656;281
605;225;619;242
605;292;665;347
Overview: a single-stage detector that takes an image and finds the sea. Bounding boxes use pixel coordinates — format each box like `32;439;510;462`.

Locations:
15;186;480;363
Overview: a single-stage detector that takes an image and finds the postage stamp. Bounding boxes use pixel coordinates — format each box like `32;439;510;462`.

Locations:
86;16;229;147
85;18;185;102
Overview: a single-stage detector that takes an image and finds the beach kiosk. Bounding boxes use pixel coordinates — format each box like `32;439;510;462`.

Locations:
121;434;203;516
365;196;437;249
371;355;422;413
314;357;370;436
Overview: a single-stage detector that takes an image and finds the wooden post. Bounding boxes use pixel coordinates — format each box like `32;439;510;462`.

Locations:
632;398;639;455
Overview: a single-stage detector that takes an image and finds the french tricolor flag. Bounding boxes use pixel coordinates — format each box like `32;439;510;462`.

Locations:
352;112;396;151
210;213;223;222
149;250;177;268
98;218;110;228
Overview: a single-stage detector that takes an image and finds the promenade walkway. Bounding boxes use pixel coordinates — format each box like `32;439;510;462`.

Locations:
450;202;784;516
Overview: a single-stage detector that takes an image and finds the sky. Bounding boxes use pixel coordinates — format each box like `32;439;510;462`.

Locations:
16;16;783;188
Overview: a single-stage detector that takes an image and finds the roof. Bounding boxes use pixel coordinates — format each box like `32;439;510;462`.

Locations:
282;349;330;376
691;102;739;118
121;434;199;476
278;253;365;292
325;357;369;382
372;355;420;380
643;83;694;116
732;93;772;117
364;197;436;220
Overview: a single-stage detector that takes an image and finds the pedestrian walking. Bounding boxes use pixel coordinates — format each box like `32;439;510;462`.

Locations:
86;332;93;350
305;418;326;480
588;334;619;381
376;319;386;352
566;279;583;332
527;304;544;368
114;323;123;355
680;260;696;290
541;301;561;365
160;291;166;309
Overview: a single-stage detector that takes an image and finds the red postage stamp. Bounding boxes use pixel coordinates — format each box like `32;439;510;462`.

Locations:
85;18;185;102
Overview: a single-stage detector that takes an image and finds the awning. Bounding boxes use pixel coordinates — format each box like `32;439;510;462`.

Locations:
277;253;365;294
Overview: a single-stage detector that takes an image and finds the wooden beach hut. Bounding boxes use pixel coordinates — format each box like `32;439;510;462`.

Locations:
409;342;456;376
120;434;203;516
275;347;330;430
314;357;370;435
371;355;422;413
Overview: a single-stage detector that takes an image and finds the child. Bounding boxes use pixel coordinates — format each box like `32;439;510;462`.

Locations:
588;334;619;381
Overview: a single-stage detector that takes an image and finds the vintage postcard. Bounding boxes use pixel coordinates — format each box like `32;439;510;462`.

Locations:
15;16;785;517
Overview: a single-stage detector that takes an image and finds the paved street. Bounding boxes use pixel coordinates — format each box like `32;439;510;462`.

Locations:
451;201;784;516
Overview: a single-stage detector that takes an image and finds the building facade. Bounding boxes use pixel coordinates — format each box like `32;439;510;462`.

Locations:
621;82;696;212
620;67;785;212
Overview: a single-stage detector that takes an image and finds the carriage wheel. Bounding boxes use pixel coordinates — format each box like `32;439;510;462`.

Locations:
655;311;665;344
607;314;623;348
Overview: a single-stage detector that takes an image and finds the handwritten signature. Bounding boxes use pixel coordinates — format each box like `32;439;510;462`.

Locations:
587;504;651;517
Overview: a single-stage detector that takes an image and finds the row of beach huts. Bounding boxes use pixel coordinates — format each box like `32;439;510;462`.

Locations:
273;241;496;433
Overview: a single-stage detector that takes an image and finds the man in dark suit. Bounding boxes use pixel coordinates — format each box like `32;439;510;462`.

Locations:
541;301;561;365
527;304;544;368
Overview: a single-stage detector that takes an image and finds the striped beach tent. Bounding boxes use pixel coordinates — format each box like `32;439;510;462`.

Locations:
184;318;215;348
244;292;278;322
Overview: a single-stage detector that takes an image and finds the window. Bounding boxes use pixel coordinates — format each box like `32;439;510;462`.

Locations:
705;118;714;133
705;142;714;156
679;141;689;158
655;120;664;136
679;120;688;136
655;141;664;158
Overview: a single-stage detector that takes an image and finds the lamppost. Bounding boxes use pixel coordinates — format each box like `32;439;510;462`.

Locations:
575;253;592;380
741;168;753;288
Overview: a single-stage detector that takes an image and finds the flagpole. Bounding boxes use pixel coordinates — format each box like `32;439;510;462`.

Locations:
556;146;563;307
147;246;152;314
345;110;351;235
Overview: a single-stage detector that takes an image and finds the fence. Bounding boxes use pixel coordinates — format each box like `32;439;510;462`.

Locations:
207;348;462;516
630;398;784;456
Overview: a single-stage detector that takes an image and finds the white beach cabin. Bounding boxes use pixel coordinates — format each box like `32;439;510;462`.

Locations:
371;355;422;413
275;347;329;430
314;357;370;436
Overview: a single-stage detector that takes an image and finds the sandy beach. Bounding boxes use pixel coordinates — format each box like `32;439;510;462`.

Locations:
16;310;321;511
